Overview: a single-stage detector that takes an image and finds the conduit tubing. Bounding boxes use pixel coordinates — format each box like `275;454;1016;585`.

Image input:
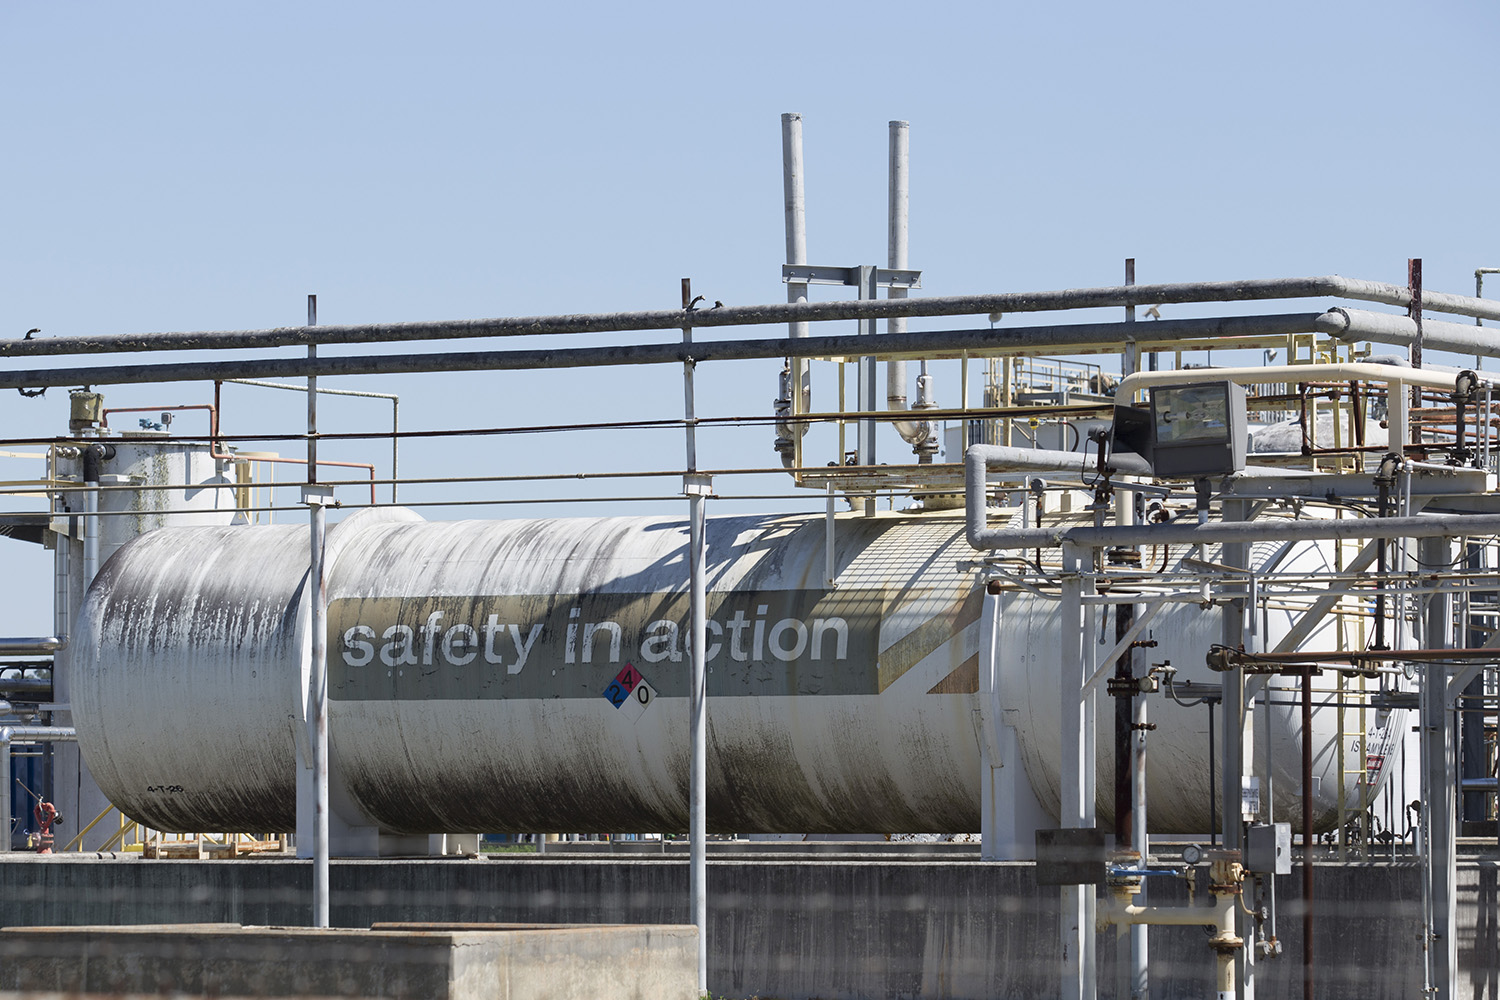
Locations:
5;275;1499;359
0;313;1333;391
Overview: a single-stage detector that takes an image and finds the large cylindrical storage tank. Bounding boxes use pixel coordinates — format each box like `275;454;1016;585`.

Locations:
71;507;1387;839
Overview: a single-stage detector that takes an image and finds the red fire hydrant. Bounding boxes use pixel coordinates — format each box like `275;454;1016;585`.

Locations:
32;801;59;854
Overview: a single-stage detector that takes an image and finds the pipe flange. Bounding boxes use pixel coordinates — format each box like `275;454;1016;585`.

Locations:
1208;932;1244;955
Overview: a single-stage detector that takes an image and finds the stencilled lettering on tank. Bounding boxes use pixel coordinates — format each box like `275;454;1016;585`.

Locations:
325;589;888;701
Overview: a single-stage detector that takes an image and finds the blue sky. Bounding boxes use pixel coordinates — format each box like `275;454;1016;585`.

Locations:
0;1;1496;627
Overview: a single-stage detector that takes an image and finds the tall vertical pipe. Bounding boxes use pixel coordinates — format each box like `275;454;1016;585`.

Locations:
1116;480;1149;999
1;730;9;852
1420;535;1457;1000
1410;258;1425;421
1130;678;1149;1000
682;278;709;992
1301;666;1313;1000
1221;498;1253;997
857;266;878;515
1059;543;1093;1000
81;452;99;588
307;294;330;928
887;120;910;411
781;113;809;466
1111;600;1136;1000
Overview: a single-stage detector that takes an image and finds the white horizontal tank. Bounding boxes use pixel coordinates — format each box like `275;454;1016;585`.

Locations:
70;506;1386;846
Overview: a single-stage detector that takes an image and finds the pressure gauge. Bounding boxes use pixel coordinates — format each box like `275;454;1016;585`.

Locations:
1182;844;1203;865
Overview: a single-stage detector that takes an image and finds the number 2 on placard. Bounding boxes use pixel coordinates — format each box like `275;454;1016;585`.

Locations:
604;682;629;707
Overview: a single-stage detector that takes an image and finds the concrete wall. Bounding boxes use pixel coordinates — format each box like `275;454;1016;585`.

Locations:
0;856;1494;999
0;923;699;1000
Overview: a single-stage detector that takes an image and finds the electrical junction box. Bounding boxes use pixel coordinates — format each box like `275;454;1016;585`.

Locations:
1147;381;1247;478
1244;822;1292;875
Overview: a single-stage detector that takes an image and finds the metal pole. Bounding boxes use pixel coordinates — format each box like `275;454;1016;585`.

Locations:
682;278;709;993
306;294;330;928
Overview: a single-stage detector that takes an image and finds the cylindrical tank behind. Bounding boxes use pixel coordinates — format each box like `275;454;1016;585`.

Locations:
71;507;1386;838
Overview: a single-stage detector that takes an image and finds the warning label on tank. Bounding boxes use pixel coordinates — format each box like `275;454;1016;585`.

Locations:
327;589;886;701
602;662;656;720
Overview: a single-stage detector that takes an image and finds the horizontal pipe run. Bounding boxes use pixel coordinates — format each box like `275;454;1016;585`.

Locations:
0;726;76;744
225;378;399;401
1099;901;1230;929
962;443;1153;478
0;637;67;656
0;678;53;695
0;314;1330;391
965;447;1500;549
1232;647;1500;664
1315;307;1500;358
1118;359;1474;400
4;275;1499;359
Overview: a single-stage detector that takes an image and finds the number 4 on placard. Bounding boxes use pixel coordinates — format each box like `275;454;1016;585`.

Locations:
600;662;656;721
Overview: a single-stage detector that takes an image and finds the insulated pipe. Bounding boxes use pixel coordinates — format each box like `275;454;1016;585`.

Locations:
1316;307;1500;360
884;120;934;453
0;313;1340;390
782;112;809;340
6;275;1500;358
0;725;77;853
968;443;1154;479
779;113;810;466
4;307;1490;393
887;120;910;413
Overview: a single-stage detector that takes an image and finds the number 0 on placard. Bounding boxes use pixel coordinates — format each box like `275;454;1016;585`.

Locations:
601;662;656;721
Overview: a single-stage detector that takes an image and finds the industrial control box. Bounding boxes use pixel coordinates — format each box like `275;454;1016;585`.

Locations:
1244;822;1292;875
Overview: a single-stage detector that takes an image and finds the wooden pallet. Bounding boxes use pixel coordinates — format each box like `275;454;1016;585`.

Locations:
140;837;285;859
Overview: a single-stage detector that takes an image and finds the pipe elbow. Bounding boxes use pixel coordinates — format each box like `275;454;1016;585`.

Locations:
1313;307;1353;340
964;446;992;550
